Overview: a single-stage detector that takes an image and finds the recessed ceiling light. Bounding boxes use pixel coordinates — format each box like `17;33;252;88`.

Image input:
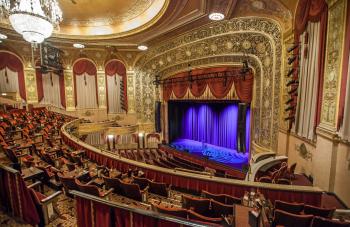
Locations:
138;45;148;51
209;13;225;21
73;43;85;49
0;40;2;44
0;33;7;39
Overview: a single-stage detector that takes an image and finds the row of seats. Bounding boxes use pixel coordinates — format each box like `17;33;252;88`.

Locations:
259;162;297;184
272;200;349;227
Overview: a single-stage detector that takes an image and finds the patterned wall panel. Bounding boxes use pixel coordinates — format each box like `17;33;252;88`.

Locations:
24;67;38;103
97;71;106;108
64;69;75;110
320;0;348;130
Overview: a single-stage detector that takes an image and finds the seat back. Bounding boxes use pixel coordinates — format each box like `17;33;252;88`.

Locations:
133;176;149;190
225;195;242;205
304;204;335;218
210;200;234;218
276;178;291;185
259;176;273;183
273;209;313;227
202;190;226;203
311;216;350;227
75;179;100;197
182;195;210;216
151;202;188;219
5;148;19;163
57;172;79;192
121;181;143;202
149;181;168;197
188;210;223;225
275;200;304;214
103;176;124;195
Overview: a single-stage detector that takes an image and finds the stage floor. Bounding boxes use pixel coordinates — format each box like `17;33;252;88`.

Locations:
170;139;249;170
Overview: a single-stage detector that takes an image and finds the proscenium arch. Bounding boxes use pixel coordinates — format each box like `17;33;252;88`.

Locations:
134;17;282;153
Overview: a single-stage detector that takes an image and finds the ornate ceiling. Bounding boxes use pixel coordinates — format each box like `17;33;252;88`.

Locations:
0;0;298;50
57;0;168;38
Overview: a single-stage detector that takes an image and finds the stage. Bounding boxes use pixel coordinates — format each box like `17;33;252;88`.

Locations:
170;139;249;169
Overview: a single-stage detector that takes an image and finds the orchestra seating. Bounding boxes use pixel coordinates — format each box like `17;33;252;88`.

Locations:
273;209;314;227
1;108;349;227
28;182;62;226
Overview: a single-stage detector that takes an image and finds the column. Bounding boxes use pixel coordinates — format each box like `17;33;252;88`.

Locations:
97;70;106;108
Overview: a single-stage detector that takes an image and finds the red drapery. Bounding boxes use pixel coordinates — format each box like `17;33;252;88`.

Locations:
0;169;40;225
0;52;26;100
105;60;128;112
76;197;93;227
59;74;66;108
338;3;350;129
35;64;66;108
163;67;253;102
293;0;328;130
73;59;98;107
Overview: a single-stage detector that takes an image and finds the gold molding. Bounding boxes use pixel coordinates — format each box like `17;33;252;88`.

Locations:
320;0;347;129
50;0;170;40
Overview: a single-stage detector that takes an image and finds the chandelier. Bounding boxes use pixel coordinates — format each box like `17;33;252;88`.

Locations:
0;0;62;44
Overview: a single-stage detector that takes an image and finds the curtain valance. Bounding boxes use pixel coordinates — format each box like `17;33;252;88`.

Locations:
162;67;253;102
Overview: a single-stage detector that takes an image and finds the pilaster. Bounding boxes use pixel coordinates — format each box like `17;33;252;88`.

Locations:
320;0;348;131
64;69;75;111
23;67;38;104
97;70;106;108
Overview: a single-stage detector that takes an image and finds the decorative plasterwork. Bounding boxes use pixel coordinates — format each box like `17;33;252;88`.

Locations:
64;70;75;110
97;71;106;108
23;68;38;104
320;0;347;130
135;17;282;151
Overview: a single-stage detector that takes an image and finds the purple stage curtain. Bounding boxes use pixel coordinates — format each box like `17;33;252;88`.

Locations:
180;103;250;150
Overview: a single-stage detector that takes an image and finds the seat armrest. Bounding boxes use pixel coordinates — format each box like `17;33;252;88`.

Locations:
101;188;114;197
41;191;62;204
141;186;149;193
28;181;42;189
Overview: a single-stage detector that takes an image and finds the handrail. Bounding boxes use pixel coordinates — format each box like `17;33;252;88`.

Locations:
70;190;211;227
61;119;323;193
0;163;20;174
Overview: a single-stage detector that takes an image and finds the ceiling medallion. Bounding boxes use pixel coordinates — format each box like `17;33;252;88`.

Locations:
209;13;225;21
0;33;7;39
138;45;148;51
0;0;62;44
73;43;85;49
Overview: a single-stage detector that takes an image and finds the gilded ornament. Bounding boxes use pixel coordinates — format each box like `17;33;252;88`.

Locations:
242;40;251;49
226;41;233;50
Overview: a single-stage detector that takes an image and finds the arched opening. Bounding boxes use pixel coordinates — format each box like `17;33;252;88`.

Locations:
73;59;98;109
35;61;66;108
163;66;254;169
0;51;26;101
105;59;127;113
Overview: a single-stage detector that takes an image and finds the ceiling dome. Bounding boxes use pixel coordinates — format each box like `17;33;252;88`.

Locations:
54;0;168;39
